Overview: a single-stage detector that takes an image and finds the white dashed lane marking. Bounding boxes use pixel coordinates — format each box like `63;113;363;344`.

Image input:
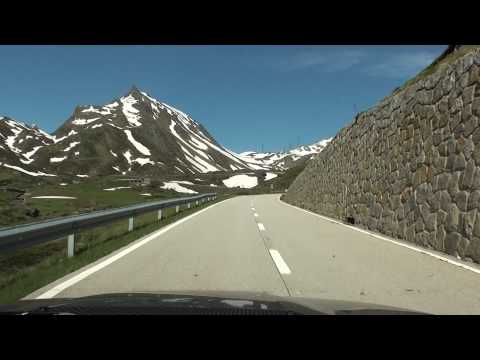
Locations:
250;203;293;285
269;249;291;275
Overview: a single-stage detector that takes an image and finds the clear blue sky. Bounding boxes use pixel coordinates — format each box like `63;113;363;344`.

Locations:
0;45;446;153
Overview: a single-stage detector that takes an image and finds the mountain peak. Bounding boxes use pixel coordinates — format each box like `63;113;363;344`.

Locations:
127;85;143;97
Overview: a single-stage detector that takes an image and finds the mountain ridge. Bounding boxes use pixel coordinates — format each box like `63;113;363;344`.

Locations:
0;88;331;178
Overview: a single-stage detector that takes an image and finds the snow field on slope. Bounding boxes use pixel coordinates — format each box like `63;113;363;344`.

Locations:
120;95;142;127
2;164;56;177
265;172;278;181
222;174;258;189
72;117;101;125
161;181;198;194
64;141;80;152
124;130;151;156
50;156;67;163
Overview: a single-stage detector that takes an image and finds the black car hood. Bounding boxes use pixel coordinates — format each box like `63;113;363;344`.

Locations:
0;290;427;315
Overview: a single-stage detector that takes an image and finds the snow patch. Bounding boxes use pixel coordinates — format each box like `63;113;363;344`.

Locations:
123;150;132;164
124;130;151;156
82;106;113;115
170;121;218;173
189;136;208;150
222;174;258;189
5;123;22;153
72;117;100;125
162;102;190;121
140;193;152;196
110;150;118;157
91;124;103;129
37;128;56;142
133;157;154;166
50;156;67;163
120;95;142;127
172;180;194;185
76;174;89;178
104;186;131;191
64;141;80;152
23;146;43;162
265;172;278;181
108;123;125;130
104;101;119;109
3;164;56;177
161;182;198;194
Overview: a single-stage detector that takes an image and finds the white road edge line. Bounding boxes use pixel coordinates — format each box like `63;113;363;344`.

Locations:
258;223;266;231
278;196;480;275
254;213;259;217
35;197;232;299
269;249;291;275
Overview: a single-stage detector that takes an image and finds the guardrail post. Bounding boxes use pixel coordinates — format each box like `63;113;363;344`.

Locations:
158;209;163;220
176;205;180;214
188;202;191;209
67;234;75;258
196;200;198;206
128;217;134;231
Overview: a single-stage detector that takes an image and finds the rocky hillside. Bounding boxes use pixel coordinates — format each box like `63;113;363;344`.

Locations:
0;117;56;176
283;45;480;263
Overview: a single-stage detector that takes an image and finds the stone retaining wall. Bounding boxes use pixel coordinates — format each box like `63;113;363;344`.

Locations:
283;47;480;263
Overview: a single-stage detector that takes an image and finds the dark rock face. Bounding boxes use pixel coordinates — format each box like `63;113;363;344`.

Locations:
283;46;480;263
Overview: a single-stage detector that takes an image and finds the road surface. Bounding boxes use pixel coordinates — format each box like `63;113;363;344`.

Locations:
27;194;480;314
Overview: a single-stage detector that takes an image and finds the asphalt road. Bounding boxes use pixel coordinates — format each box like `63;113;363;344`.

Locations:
27;194;480;314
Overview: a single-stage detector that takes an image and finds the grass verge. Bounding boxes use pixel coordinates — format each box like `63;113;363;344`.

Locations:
0;194;235;304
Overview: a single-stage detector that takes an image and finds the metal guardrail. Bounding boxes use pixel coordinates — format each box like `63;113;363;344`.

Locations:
0;192;217;256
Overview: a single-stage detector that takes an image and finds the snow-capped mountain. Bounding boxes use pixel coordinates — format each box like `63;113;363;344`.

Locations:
1;87;274;178
237;138;332;170
0;117;57;176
